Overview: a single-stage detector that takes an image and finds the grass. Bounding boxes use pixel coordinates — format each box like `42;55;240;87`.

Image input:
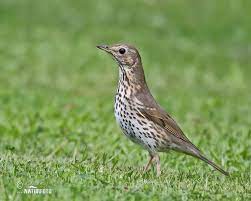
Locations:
0;0;251;200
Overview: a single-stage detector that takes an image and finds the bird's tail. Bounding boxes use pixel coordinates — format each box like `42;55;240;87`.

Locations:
183;143;229;176
195;153;229;176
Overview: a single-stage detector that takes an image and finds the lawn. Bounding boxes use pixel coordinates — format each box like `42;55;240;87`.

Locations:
0;0;251;200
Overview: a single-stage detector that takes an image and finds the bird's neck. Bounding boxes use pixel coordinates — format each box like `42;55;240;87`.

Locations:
117;64;150;98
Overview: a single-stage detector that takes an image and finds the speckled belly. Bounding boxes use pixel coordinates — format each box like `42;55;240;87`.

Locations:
114;95;159;152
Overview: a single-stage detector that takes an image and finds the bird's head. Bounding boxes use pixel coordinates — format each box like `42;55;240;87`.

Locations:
97;44;141;67
97;44;145;84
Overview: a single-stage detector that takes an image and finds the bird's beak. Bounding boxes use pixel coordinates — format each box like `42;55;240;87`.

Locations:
96;45;110;53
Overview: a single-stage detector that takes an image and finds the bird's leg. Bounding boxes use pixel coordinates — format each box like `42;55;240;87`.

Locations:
143;154;154;172
155;154;161;176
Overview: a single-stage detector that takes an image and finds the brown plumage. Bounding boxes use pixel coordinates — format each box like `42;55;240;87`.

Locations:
97;43;229;176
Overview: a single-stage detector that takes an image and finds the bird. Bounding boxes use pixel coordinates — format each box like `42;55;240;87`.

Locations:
97;43;229;176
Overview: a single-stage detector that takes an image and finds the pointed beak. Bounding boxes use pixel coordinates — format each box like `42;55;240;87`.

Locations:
96;44;110;52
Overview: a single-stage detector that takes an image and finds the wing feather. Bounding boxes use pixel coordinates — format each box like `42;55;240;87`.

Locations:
138;107;191;143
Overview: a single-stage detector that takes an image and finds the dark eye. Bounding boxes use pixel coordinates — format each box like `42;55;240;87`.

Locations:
119;48;126;54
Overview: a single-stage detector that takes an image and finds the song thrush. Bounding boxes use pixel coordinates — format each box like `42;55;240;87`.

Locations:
97;44;229;176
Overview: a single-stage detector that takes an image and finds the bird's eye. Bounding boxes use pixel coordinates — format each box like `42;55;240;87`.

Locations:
119;48;126;54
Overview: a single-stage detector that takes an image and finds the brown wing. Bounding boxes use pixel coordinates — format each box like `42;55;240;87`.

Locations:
138;106;192;144
134;88;200;153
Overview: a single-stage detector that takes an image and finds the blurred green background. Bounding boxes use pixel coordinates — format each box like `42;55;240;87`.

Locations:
0;0;250;200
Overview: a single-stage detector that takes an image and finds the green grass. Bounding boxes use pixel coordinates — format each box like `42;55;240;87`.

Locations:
0;0;251;200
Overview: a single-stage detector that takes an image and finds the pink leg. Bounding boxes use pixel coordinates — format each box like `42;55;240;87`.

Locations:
144;155;155;172
155;154;161;176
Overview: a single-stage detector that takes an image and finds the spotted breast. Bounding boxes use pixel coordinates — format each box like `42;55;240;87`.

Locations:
114;70;165;153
